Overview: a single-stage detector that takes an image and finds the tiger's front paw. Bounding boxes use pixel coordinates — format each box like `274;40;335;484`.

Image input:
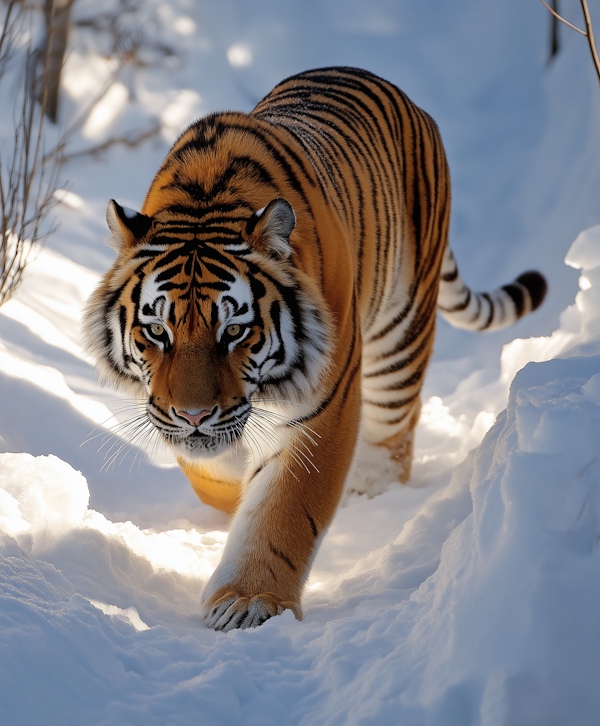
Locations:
202;587;302;631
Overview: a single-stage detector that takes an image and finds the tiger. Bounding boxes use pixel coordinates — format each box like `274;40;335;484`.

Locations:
83;67;546;631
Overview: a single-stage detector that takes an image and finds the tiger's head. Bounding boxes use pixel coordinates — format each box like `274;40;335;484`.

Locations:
83;198;332;463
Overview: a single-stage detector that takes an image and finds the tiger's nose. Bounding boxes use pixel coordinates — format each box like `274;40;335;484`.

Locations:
176;408;213;426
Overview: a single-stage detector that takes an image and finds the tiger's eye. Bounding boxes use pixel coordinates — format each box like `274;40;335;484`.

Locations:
226;324;242;338
150;323;165;337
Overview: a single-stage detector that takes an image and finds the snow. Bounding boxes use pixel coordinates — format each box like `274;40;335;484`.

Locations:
2;0;600;723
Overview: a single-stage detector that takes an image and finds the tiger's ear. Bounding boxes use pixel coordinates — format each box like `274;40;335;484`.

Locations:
246;198;296;259
106;200;152;252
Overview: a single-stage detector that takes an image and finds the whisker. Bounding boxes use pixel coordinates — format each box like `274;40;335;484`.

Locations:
246;418;298;481
89;405;158;471
249;409;318;461
80;414;132;448
244;417;298;481
241;424;262;467
129;424;157;473
288;441;319;473
250;406;321;445
81;408;149;450
253;419;313;474
97;417;148;457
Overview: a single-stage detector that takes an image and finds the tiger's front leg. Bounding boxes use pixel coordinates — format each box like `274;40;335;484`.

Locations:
200;371;361;631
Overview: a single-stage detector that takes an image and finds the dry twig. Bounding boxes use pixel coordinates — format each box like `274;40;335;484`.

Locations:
0;0;177;307
0;0;64;307
580;0;600;86
60;121;161;162
539;0;587;36
539;0;600;86
43;0;176;162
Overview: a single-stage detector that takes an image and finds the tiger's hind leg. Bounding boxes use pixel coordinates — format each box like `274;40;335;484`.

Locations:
376;397;422;483
361;312;435;485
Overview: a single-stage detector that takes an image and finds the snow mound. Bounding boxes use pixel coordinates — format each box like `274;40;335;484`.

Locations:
400;355;600;724
0;453;88;545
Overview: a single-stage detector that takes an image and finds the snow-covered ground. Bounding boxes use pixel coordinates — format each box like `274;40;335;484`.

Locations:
1;0;600;723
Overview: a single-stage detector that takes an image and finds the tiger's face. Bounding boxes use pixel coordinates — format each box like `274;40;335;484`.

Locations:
131;255;299;460
83;198;332;463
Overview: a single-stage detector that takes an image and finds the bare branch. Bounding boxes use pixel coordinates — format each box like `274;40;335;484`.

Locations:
60;121;161;162
539;0;600;89
0;1;64;307
74;0;177;70
1;0;181;306
580;0;600;87
40;0;180;162
538;0;587;36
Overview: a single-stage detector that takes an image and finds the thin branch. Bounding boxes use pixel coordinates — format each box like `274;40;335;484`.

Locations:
0;2;64;307
580;0;600;86
539;0;600;89
538;0;587;36
59;121;161;163
0;1;18;67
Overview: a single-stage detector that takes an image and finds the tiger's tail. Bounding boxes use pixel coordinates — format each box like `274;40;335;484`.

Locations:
437;246;547;332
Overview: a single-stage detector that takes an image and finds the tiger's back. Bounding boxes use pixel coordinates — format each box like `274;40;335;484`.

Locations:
145;67;452;468
253;70;451;448
84;67;546;630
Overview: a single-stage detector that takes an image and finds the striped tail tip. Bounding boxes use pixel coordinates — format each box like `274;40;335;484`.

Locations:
438;255;548;332
512;271;547;312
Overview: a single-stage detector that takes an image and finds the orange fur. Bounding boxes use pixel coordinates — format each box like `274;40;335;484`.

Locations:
83;67;546;631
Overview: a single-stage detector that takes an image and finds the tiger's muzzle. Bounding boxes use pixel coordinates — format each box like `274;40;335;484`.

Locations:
150;400;251;460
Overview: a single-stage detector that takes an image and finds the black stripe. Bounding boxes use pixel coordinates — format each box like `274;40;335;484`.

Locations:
439;288;471;313
305;510;318;538
293;301;359;425
118;305;127;348
441;266;458;282
502;283;525;317
478;293;495;331
363;390;420;412
269;543;297;571
379;359;429;392
363;318;433;376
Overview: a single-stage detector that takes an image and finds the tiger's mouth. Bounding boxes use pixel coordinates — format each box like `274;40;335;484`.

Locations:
144;398;252;461
155;420;247;461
